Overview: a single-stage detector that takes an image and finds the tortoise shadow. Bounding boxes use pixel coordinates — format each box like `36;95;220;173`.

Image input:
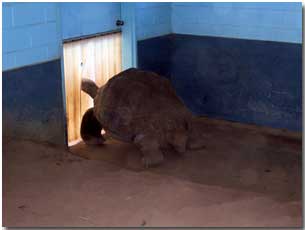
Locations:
69;117;302;203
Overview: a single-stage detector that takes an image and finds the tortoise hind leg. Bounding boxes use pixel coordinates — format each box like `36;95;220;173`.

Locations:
134;134;164;168
81;108;105;145
168;130;188;155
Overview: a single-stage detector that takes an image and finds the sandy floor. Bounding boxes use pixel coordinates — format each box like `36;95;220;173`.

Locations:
3;117;302;227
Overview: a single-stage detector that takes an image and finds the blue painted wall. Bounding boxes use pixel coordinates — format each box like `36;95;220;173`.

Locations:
2;2;171;70
138;2;302;131
2;2;302;144
2;2;137;145
135;3;171;41
3;60;66;146
172;2;302;43
135;2;302;43
138;35;172;77
170;35;302;131
60;3;121;40
121;3;137;69
2;2;124;70
3;2;302;70
138;35;302;131
2;2;62;71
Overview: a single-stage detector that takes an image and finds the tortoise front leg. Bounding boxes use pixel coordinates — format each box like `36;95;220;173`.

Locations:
80;108;105;145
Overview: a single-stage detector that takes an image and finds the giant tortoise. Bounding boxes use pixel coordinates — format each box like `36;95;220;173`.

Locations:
81;68;199;167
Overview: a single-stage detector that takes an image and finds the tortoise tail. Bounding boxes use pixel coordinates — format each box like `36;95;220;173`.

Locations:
81;78;98;98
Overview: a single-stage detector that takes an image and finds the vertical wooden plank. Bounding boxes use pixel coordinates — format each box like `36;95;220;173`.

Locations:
115;32;122;73
63;41;82;143
94;37;103;87
80;38;94;120
74;43;82;143
63;32;122;145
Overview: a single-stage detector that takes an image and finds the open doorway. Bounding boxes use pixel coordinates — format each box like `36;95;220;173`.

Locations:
63;32;122;146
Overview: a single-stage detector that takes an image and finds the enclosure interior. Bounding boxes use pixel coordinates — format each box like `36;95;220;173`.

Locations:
2;2;302;227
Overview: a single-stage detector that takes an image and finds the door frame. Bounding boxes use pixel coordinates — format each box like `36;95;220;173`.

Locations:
121;2;138;69
59;3;137;147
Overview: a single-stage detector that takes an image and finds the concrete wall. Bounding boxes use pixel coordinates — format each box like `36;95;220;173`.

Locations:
2;2;132;146
2;2;123;70
60;3;121;40
2;2;125;147
138;3;302;131
2;2;62;71
138;35;173;78
121;3;137;70
135;3;171;41
3;60;66;146
135;2;302;43
2;2;302;147
3;2;301;70
170;34;302;131
172;2;302;43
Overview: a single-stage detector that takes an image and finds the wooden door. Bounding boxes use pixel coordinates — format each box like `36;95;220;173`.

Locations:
63;32;122;145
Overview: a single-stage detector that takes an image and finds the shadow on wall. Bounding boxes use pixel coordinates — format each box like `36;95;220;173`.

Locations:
138;34;302;132
3;60;66;146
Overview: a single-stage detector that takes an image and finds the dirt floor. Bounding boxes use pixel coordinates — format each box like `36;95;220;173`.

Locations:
3;117;302;227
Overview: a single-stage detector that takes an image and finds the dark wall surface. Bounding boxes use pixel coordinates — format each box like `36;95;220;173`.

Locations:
138;34;302;131
137;35;173;79
3;59;66;146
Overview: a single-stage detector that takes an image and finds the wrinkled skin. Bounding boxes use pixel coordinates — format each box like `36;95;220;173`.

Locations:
81;68;194;167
